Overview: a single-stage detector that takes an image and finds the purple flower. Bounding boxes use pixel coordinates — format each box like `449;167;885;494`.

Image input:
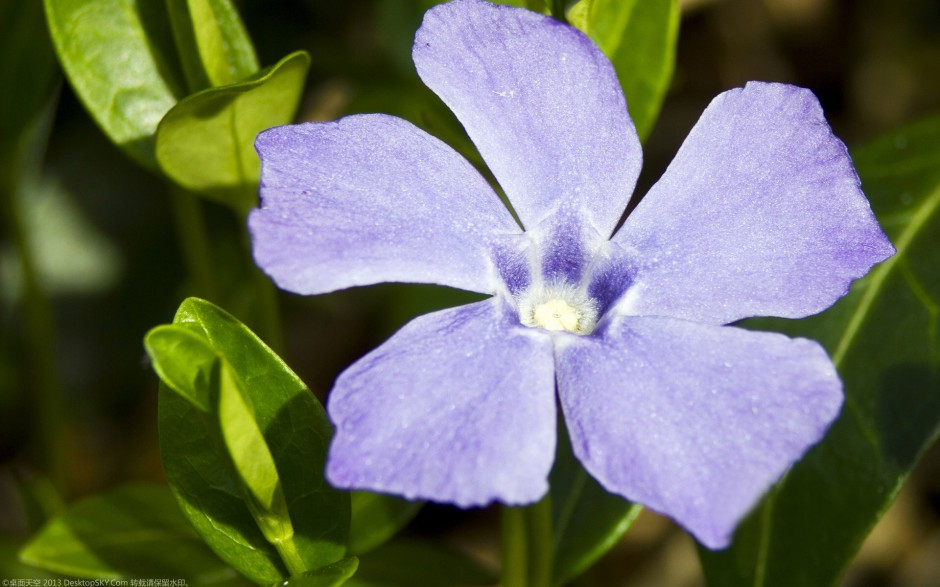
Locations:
248;0;893;548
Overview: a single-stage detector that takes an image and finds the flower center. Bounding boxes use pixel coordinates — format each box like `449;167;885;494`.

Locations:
517;283;598;335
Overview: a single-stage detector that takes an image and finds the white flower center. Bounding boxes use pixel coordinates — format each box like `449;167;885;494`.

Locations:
517;283;598;335
532;299;583;332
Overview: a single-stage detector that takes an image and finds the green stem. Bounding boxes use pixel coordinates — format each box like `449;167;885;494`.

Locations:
0;105;67;493
251;262;283;353
272;535;308;577
551;0;569;22
170;186;220;302
243;487;306;576
502;497;553;587
502;506;528;587
526;496;553;587
1;170;65;492
236;205;283;353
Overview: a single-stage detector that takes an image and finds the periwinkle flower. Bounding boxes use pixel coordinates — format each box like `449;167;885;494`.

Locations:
248;0;893;548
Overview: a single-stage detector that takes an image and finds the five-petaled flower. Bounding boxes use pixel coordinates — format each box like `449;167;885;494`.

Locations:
248;0;893;548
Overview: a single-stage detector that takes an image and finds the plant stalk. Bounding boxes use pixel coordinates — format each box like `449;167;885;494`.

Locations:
1;87;66;493
272;534;308;577
502;505;528;587
502;496;553;587
170;186;220;302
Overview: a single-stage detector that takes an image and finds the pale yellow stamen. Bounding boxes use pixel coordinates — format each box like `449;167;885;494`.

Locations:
532;299;583;332
517;282;598;335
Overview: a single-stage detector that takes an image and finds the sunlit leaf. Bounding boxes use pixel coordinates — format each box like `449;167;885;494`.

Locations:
43;0;186;168
167;0;259;91
2;538;60;580
145;325;216;411
216;359;292;542
155;51;309;214
150;298;348;583
19;484;247;586
700;115;940;586
158;383;285;583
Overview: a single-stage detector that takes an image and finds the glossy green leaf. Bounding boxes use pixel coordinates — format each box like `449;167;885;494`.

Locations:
550;422;642;585
19;484;247;585
152;298;349;583
348;492;422;555
155;51;310;214
700;115;940;586
159;383;285;583
216;359;293;543
568;0;679;141
345;539;495;587
43;0;186;169
145;325;217;411
275;558;360;587
167;0;259;91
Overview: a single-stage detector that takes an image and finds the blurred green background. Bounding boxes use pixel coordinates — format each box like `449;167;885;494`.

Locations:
2;0;940;584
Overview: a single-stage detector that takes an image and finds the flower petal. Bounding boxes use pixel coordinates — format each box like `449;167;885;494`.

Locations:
248;114;520;295
556;315;842;548
327;299;556;506
413;0;642;235
613;82;894;324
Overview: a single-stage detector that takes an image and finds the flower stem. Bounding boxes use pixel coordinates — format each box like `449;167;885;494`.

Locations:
1;175;66;492
249;251;283;353
501;496;553;587
527;495;553;586
170;186;220;302
550;0;569;23
235;209;283;353
502;506;528;587
272;535;308;577
1;93;66;492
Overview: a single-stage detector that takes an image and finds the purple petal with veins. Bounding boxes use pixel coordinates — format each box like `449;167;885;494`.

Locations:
249;0;894;549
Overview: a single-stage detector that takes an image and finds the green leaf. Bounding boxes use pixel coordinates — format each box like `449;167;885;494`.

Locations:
18;484;247;585
275;558;359;587
159;383;285;583
550;422;642;585
155;51;310;214
43;0;186;169
348;492;422;555
145;325;217;411
167;0;259;91
568;0;679;141
345;539;495;587
700;115;940;586
2;537;61;579
217;360;291;530
152;298;349;583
